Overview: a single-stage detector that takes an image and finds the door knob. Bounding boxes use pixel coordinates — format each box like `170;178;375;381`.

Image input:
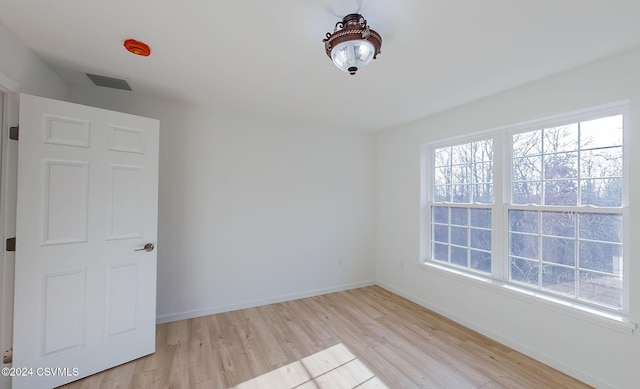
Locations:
135;243;155;252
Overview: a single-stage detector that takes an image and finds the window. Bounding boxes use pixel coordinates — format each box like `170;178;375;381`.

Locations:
431;140;493;273
423;105;627;313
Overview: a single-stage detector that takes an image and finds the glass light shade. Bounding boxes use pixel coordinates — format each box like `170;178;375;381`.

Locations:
330;39;375;75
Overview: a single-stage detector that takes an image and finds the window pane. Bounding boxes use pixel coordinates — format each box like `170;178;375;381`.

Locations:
472;162;493;183
451;208;468;226
471;184;493;203
513;130;542;158
432;206;449;224
452;164;469;184
579;271;622;308
434;185;451;202
512;156;542;181
433;224;449;243
509;210;538;233
452;185;470;203
544;180;577;205
510;233;538;259
544;152;578;179
541;212;575;237
434;146;452;167
542;237;575;266
470;250;491;273
470;208;491;228
542;266;575;295
471;140;493;162
578;214;622;243
451;246;468;267
580;147;622;178
512;182;541;205
451;226;468;246
452;143;469;163
580;115;623;149
470;228;491;251
434;167;450;186
579;241;622;275
543;124;578;153
581;179;622;207
511;257;539;285
433;243;448;262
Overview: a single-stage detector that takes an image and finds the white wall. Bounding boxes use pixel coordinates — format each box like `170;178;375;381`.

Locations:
376;46;640;389
0;22;66;98
0;21;67;389
67;86;377;322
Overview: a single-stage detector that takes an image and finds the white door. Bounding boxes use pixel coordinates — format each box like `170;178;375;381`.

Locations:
12;94;159;388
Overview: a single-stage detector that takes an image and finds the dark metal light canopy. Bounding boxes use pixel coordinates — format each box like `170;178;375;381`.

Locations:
323;13;382;75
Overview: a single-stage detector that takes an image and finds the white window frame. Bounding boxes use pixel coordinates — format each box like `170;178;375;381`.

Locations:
421;101;630;317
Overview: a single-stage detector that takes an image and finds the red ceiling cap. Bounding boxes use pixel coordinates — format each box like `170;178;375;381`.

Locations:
124;39;151;56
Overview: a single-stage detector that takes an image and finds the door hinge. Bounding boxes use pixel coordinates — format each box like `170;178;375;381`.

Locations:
2;348;11;364
9;126;18;141
5;237;15;252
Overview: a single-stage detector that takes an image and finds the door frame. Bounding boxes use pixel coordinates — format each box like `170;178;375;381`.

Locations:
0;70;19;389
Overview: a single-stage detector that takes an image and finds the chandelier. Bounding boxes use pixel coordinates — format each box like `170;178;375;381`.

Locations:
323;13;382;75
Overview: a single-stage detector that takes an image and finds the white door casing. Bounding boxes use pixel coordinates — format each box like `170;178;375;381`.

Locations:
0;73;19;389
0;92;19;389
12;94;159;388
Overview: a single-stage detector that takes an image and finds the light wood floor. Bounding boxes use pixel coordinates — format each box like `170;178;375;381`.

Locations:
58;286;591;389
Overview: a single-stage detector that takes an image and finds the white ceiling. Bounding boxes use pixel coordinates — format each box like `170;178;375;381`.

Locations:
1;0;640;131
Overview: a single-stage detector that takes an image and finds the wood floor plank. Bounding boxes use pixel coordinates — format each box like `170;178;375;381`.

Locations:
166;319;189;347
59;370;105;389
242;307;288;368
57;286;592;389
312;358;375;389
99;360;136;389
345;347;420;389
358;376;389;389
369;342;446;388
374;315;494;386
206;312;235;350
167;343;190;389
188;317;217;384
261;308;312;361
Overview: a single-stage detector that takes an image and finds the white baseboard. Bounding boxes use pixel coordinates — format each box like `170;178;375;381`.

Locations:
156;280;375;324
375;281;612;389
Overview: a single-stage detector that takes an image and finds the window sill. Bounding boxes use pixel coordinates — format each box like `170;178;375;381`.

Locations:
416;261;637;335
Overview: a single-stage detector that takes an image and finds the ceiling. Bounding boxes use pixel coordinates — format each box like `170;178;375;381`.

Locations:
1;0;640;132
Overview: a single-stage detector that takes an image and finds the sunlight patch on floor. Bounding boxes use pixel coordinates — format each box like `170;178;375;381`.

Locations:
230;343;389;389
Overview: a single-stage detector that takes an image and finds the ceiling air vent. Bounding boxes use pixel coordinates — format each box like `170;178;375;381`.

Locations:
86;73;132;91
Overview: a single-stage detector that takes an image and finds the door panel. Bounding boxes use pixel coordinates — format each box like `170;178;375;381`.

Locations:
43;160;89;244
13;94;159;388
43;269;86;355
107;164;143;239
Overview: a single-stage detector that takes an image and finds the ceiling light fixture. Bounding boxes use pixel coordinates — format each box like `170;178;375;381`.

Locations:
323;13;382;75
